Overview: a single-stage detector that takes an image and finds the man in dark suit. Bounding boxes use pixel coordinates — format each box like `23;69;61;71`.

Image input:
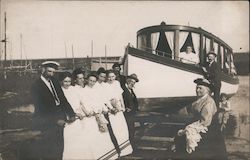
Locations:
31;61;75;160
202;51;222;108
122;73;139;150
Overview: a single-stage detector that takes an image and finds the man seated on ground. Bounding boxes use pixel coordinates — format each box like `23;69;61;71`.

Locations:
179;46;199;64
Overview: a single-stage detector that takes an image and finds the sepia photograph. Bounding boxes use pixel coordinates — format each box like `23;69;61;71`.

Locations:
0;0;249;159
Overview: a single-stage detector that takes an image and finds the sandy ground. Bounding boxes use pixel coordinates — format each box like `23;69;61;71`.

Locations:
226;76;250;160
0;76;249;160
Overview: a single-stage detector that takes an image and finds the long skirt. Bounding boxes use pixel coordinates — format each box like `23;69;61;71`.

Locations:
174;118;228;160
109;111;133;157
63;118;94;160
63;116;117;160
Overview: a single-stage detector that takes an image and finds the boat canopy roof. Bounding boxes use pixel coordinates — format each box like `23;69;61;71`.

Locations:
135;22;237;77
137;22;232;51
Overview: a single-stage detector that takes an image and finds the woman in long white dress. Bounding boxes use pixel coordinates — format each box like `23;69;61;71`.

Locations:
105;70;133;157
59;72;95;160
81;73;118;160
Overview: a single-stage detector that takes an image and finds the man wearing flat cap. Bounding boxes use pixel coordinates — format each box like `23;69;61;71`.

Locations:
122;73;139;150
202;51;222;108
31;61;75;159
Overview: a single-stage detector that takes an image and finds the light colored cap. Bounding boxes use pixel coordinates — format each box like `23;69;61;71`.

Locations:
41;61;60;69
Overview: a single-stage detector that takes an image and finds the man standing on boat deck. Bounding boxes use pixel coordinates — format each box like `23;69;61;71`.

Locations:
122;74;139;151
112;62;126;88
31;61;75;160
202;51;222;108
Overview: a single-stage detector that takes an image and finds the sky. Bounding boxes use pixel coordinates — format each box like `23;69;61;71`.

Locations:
0;0;249;60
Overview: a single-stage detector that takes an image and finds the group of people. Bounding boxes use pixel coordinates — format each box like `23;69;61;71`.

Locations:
29;49;230;160
172;77;229;160
31;62;139;160
172;50;231;160
181;46;224;108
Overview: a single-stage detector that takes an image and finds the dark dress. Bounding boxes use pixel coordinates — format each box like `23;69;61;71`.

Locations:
204;61;222;107
29;76;75;160
174;94;228;160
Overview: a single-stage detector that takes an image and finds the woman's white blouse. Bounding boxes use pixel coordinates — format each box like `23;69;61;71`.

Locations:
62;86;85;115
81;85;107;114
105;80;124;100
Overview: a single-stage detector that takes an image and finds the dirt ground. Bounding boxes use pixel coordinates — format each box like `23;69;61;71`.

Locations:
0;76;249;160
226;76;250;160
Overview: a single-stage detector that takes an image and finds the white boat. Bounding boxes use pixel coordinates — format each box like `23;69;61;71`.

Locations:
122;22;239;112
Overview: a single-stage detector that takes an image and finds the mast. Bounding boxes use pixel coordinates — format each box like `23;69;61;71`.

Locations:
10;40;12;66
64;41;67;58
71;44;75;69
0;0;2;66
20;34;23;66
91;40;93;58
105;44;107;70
0;12;7;79
4;12;6;67
24;42;27;66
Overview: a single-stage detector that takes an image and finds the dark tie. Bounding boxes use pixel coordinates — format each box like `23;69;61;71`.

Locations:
130;89;136;97
48;80;60;106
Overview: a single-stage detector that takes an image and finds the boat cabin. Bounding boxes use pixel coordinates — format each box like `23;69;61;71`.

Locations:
136;22;237;76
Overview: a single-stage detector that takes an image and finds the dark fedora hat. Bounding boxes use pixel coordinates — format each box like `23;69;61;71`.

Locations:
41;61;60;69
207;51;217;57
127;73;139;82
194;78;212;89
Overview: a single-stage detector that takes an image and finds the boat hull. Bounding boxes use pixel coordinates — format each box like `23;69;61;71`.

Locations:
124;47;239;112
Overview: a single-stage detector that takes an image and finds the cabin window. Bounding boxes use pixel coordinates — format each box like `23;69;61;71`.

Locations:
205;37;211;54
230;54;237;76
165;31;174;59
202;37;211;63
220;46;224;69
213;42;219;62
137;34;147;51
179;31;189;52
225;51;237;76
192;33;200;57
179;31;200;64
151;32;160;54
155;31;173;58
224;48;231;74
